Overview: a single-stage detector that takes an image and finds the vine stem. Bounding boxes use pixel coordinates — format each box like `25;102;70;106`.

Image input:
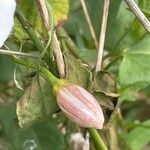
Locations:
95;0;110;73
10;55;58;86
36;0;54;70
80;0;98;49
16;11;45;53
104;54;123;70
37;0;50;30
0;49;39;58
37;0;65;78
53;32;65;78
88;128;108;150
16;10;58;75
57;27;88;64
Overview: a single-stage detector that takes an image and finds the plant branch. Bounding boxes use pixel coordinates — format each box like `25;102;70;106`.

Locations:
36;0;65;78
104;54;123;70
124;0;150;32
36;0;54;70
95;0;110;72
16;10;57;75
80;0;98;49
57;27;88;64
88;128;108;150
37;0;50;30
53;32;65;78
0;49;39;58
57;27;80;58
10;55;58;86
16;11;45;52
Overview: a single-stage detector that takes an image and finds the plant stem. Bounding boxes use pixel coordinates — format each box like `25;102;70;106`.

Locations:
88;128;108;150
36;0;54;70
57;27;80;58
37;0;50;30
104;54;123;70
10;56;58;86
0;49;39;58
124;0;150;32
16;11;45;52
95;0;110;72
37;0;65;78
57;27;88;64
16;10;58;75
112;28;131;52
80;0;98;49
40;66;59;86
53;32;65;78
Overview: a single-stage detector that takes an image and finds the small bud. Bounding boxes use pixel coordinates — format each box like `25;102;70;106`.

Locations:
55;83;104;129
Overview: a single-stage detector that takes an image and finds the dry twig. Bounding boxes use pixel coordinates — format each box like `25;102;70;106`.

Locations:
37;0;50;30
37;0;65;78
53;32;65;78
80;0;98;49
124;0;150;32
95;0;110;72
0;49;39;58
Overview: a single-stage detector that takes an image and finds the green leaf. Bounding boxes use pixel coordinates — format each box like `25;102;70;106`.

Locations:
32;120;65;150
16;0;43;37
64;0;128;51
91;71;118;110
119;34;150;85
65;0;147;52
13;119;65;150
118;83;147;101
118;34;150;100
93;71;116;92
92;91;115;110
125;120;150;150
0;104;16;133
64;50;92;89
79;49;97;64
0;138;12;150
108;0;147;52
119;51;150;86
38;76;58;116
17;76;58;128
10;119;65;150
0;105;65;150
0;104;17;149
14;0;68;40
49;0;69;24
0;56;15;82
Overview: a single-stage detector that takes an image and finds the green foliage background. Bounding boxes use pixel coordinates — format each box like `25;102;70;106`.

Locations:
0;0;150;149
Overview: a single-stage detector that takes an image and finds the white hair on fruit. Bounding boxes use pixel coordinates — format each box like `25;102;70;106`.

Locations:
0;0;16;47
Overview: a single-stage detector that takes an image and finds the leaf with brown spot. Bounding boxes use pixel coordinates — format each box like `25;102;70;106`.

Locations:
64;50;92;89
17;76;58;128
93;71;116;93
92;91;115;111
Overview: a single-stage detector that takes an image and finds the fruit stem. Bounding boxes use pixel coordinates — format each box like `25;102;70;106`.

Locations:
88;128;108;150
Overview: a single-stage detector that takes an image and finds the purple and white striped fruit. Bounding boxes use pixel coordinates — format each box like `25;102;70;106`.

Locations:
55;82;104;129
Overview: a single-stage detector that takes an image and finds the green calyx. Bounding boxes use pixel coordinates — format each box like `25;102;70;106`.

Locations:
10;55;69;96
53;79;69;96
40;67;69;95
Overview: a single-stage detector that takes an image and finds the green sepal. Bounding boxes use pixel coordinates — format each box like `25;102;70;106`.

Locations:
53;79;69;95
